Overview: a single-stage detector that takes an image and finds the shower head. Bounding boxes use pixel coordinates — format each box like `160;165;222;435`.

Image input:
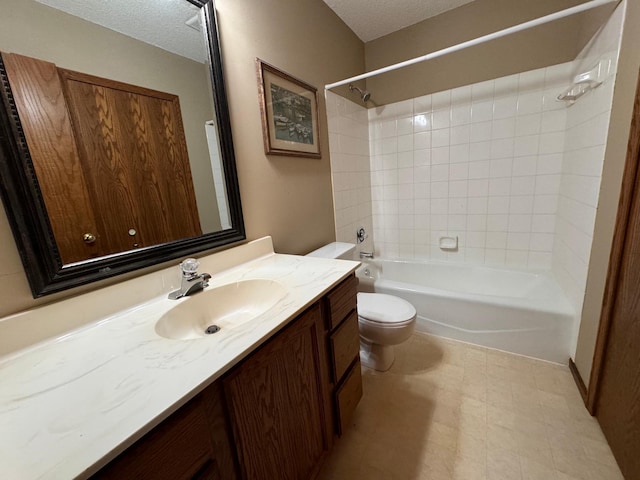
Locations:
349;83;371;102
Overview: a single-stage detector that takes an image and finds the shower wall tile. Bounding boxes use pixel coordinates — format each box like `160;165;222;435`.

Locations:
368;63;571;268
326;92;374;253
326;4;623;364
552;1;624;352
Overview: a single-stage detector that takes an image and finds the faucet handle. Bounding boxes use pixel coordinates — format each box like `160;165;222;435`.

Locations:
180;258;199;276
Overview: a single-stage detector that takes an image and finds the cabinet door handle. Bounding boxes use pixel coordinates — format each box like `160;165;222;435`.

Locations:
83;233;96;244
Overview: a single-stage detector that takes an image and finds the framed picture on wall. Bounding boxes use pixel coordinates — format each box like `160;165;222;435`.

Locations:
256;59;321;158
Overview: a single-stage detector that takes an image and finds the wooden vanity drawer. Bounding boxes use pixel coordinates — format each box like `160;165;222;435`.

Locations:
325;274;357;330
335;360;363;436
330;310;360;382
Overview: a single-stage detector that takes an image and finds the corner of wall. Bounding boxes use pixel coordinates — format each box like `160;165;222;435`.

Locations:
574;0;637;384
326;91;374;253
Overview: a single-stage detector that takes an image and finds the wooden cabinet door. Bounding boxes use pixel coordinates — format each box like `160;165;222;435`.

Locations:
2;52;202;261
60;68;202;253
223;304;328;480
92;382;237;480
2;52;100;263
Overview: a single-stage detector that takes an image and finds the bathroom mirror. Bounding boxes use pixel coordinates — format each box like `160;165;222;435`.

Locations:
0;0;245;297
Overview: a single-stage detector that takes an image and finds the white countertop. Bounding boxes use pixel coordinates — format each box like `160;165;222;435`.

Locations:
0;250;358;479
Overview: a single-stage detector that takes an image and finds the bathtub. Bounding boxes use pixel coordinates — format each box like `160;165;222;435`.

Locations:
357;259;574;364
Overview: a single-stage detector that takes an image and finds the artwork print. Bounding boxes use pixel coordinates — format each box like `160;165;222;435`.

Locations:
256;59;321;158
270;83;314;145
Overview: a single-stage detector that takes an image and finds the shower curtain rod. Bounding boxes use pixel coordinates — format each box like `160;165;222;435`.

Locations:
325;0;619;91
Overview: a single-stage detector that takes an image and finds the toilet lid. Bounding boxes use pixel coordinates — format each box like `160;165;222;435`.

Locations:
357;293;416;324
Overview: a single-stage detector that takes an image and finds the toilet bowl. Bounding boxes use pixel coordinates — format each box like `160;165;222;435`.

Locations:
357;292;416;371
306;242;417;372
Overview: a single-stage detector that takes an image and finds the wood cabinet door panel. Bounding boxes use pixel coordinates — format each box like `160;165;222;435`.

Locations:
92;395;215;480
61;69;202;253
63;80;143;254
4;52;204;260
223;304;327;480
2;53;100;263
200;380;240;479
93;382;238;480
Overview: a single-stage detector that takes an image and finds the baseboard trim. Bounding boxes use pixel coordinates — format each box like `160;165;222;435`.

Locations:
569;358;588;405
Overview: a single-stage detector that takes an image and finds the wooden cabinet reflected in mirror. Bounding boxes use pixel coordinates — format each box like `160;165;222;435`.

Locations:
5;53;204;263
0;0;244;296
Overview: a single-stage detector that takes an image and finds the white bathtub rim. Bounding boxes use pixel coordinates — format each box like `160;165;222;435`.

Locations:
357;259;574;313
359;256;555;277
361;276;575;317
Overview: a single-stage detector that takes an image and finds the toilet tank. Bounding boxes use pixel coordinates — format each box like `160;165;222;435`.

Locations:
306;242;356;260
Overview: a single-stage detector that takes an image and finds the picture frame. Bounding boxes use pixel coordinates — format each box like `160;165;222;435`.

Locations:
256;59;321;158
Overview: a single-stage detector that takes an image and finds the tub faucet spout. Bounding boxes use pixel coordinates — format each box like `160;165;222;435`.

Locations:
360;251;374;259
168;258;211;300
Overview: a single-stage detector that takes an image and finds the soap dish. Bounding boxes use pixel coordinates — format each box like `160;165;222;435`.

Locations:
439;236;458;251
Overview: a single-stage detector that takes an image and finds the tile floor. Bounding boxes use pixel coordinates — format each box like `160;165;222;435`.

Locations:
318;333;624;480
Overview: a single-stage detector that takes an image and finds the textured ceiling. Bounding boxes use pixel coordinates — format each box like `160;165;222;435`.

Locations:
322;0;478;42
34;0;206;63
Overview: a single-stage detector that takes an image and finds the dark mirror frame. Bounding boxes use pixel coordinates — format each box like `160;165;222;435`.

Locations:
0;0;245;297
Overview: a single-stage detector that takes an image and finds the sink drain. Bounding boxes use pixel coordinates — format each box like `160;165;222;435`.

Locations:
204;325;221;335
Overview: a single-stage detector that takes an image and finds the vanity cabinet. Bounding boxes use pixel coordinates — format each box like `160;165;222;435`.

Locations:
323;274;362;436
92;382;238;480
223;303;329;479
92;274;361;480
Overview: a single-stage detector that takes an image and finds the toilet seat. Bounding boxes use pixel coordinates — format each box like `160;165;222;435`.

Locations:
357;292;417;326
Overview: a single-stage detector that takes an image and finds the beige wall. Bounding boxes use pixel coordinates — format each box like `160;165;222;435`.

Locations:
0;0;363;318
3;0;627;375
0;0;221;232
363;0;615;106
215;0;364;254
0;0;225;317
575;0;640;384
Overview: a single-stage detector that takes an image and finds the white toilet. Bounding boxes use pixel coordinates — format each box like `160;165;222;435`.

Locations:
306;242;417;371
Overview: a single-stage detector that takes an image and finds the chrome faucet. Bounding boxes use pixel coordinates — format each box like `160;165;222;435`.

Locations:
168;258;211;300
359;251;374;259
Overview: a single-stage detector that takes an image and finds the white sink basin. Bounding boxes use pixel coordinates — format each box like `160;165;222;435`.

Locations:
155;279;287;340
